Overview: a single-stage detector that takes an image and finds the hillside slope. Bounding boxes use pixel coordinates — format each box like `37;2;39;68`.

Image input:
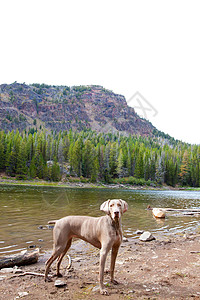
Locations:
0;82;155;135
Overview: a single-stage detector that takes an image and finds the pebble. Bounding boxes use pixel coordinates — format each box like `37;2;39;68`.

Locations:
50;290;57;295
0;266;23;274
116;261;124;265
0;268;14;273
54;279;67;287
18;291;29;297
28;245;36;249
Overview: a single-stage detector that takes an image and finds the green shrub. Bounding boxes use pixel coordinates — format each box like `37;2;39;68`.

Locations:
112;177;155;186
16;174;27;180
80;176;89;183
68;177;80;183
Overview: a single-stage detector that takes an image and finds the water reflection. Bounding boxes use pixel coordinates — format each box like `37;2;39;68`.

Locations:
0;185;200;255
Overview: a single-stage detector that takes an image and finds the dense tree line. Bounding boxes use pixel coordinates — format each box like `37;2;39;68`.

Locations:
0;129;199;186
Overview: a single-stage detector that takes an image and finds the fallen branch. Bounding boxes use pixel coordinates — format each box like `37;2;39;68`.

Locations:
0;248;39;269
10;271;48;278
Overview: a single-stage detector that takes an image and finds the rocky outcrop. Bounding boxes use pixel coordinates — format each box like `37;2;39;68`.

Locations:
0;82;155;135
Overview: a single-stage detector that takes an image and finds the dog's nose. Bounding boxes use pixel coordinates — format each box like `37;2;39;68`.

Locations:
114;211;119;216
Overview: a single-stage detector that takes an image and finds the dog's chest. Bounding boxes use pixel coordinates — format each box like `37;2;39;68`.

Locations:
109;225;122;243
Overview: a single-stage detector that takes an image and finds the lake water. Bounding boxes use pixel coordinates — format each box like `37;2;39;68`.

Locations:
0;185;200;255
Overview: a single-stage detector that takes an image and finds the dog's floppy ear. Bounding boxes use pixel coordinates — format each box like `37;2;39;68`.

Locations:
120;199;128;213
100;199;110;214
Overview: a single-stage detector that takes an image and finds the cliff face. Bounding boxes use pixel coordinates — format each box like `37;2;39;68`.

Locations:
0;82;155;135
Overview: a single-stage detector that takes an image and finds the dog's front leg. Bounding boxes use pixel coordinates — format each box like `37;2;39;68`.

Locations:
110;244;120;284
99;246;110;295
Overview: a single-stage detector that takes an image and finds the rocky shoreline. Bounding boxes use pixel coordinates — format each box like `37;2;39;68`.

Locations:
1;231;200;299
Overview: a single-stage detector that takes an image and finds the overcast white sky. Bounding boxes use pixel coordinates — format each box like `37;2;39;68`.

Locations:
1;0;200;144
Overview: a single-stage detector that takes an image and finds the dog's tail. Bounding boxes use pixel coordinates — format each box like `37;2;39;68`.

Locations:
48;220;57;224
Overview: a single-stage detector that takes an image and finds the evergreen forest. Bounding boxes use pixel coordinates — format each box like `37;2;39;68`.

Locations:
0;129;200;187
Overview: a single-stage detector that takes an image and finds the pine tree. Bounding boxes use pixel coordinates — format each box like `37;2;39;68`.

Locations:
82;139;94;178
97;144;105;179
0;131;6;171
16;141;27;175
63;136;70;161
51;161;61;181
69;138;82;176
179;150;190;185
109;142;117;177
29;158;37;178
6;149;17;176
91;154;99;182
57;138;64;174
155;155;165;184
103;144;112;182
117;149;124;177
134;149;144;178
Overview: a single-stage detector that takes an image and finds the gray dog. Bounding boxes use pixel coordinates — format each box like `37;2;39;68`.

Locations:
45;199;128;295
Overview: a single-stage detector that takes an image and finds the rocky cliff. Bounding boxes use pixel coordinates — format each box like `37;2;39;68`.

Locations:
0;82;155;135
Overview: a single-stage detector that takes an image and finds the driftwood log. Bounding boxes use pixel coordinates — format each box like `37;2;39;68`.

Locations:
0;248;39;269
160;208;200;213
148;206;200;214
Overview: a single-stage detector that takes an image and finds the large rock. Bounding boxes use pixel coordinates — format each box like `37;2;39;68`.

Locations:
139;231;155;242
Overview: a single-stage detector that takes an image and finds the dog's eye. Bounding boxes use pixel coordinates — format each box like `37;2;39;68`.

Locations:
110;204;114;207
117;203;121;207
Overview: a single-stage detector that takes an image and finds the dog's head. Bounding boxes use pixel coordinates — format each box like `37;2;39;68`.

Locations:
100;199;128;220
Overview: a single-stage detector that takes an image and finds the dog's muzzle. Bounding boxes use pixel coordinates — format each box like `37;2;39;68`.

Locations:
114;211;120;218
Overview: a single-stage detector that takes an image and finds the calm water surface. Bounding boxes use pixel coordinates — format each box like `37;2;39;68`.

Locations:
0;185;200;255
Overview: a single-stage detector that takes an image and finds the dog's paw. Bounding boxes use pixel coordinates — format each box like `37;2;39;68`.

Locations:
100;288;109;296
56;272;63;278
45;276;53;282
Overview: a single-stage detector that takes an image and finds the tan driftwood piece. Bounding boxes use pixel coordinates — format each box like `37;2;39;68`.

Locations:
161;208;200;212
148;206;200;213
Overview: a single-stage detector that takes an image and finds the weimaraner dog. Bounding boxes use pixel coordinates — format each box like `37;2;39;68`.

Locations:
45;199;128;295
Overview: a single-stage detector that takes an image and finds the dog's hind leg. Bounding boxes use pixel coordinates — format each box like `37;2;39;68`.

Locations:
45;246;65;282
56;238;72;277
